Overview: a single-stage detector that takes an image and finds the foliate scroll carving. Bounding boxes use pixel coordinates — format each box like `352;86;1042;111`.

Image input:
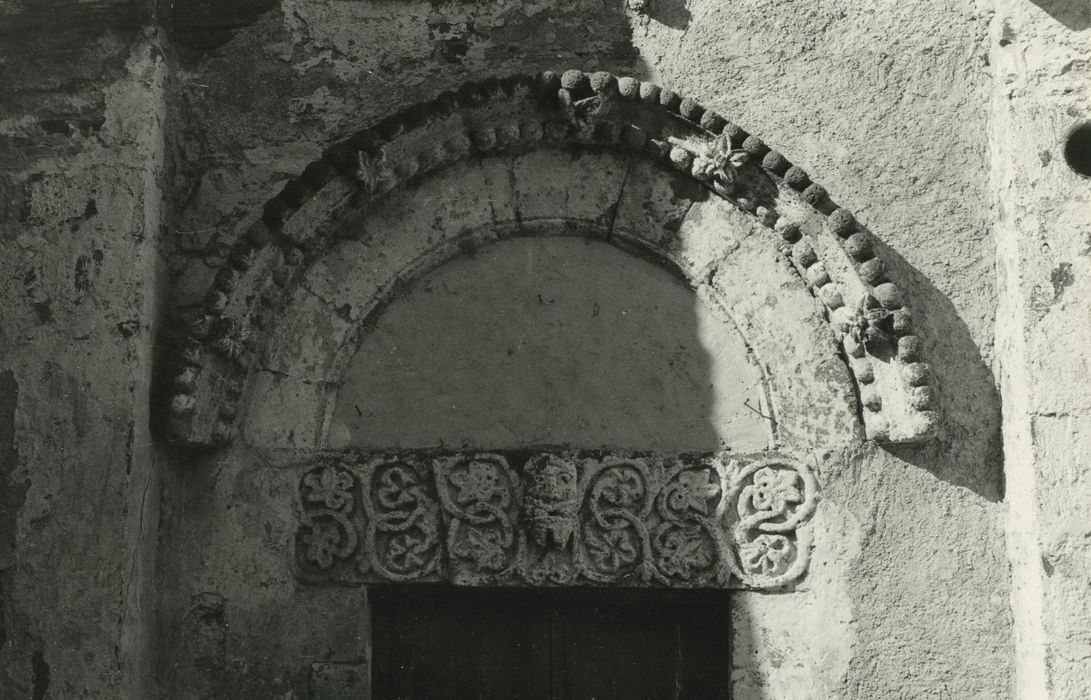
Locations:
361;458;443;581
293;451;819;590
724;458;818;588
295;465;360;579
435;455;520;585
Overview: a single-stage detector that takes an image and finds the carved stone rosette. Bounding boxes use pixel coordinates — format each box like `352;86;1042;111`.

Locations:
293;451;818;590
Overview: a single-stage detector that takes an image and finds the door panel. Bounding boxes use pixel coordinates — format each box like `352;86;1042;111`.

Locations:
371;585;730;700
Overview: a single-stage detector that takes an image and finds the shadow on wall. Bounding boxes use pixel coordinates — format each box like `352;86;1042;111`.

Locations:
633;0;692;30
870;233;1005;503
1029;0;1090;30
330;236;764;455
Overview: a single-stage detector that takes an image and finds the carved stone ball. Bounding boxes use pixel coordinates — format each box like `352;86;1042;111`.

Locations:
679;97;704;122
803;183;828;206
723;122;747;147
520;122;544;142
775;219;802;243
495;123;521;147
669;146;694;170
844;233;873;261
854;359;875;384
638;82;661;104
471;127;498;150
171;393;197;417
821;285;845;309
589;71;617;94
560;69;588;91
394;156;419;179
617;76;641;100
762;150;790;175
858;257;886;285
699;110;727;133
827;208;856;237
271;263;293;288
898;335;922;361
909;386;934;410
211;420;233;444
743;135;769;157
204;289;229;315
903;362;930;387
444;133;471;156
186;312;212;339
792;240;818;267
872;282;904;309
658;88;682;111
784;165;811;190
174;367;198;392
806;263;831;287
214;267;240;294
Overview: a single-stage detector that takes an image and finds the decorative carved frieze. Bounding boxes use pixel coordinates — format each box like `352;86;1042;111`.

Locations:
294;451;818;590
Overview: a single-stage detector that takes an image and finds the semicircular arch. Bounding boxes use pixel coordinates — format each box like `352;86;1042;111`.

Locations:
161;71;937;447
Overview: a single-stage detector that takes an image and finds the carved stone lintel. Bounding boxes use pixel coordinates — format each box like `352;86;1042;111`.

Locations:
294;450;819;591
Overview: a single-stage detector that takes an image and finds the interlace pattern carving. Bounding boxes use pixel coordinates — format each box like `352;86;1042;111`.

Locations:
296;465;359;575
294;451;818;590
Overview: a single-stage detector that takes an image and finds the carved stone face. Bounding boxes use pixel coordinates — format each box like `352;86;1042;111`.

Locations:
523;456;579;548
526;457;578;508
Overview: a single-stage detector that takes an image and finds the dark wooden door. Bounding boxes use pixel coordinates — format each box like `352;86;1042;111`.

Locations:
371;585;731;700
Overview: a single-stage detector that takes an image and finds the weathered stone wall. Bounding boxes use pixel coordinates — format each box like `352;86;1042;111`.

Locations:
990;1;1091;697
0;3;165;695
1;0;1088;697
157;1;1013;698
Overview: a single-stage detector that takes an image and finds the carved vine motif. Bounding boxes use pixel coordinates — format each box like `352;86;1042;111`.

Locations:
360;459;442;581
579;460;654;583
435;455;520;585
723;458;819;588
294;451;819;590
295;465;360;577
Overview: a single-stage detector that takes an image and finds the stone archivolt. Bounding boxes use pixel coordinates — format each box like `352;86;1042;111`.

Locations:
163;70;937;447
294;450;818;590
